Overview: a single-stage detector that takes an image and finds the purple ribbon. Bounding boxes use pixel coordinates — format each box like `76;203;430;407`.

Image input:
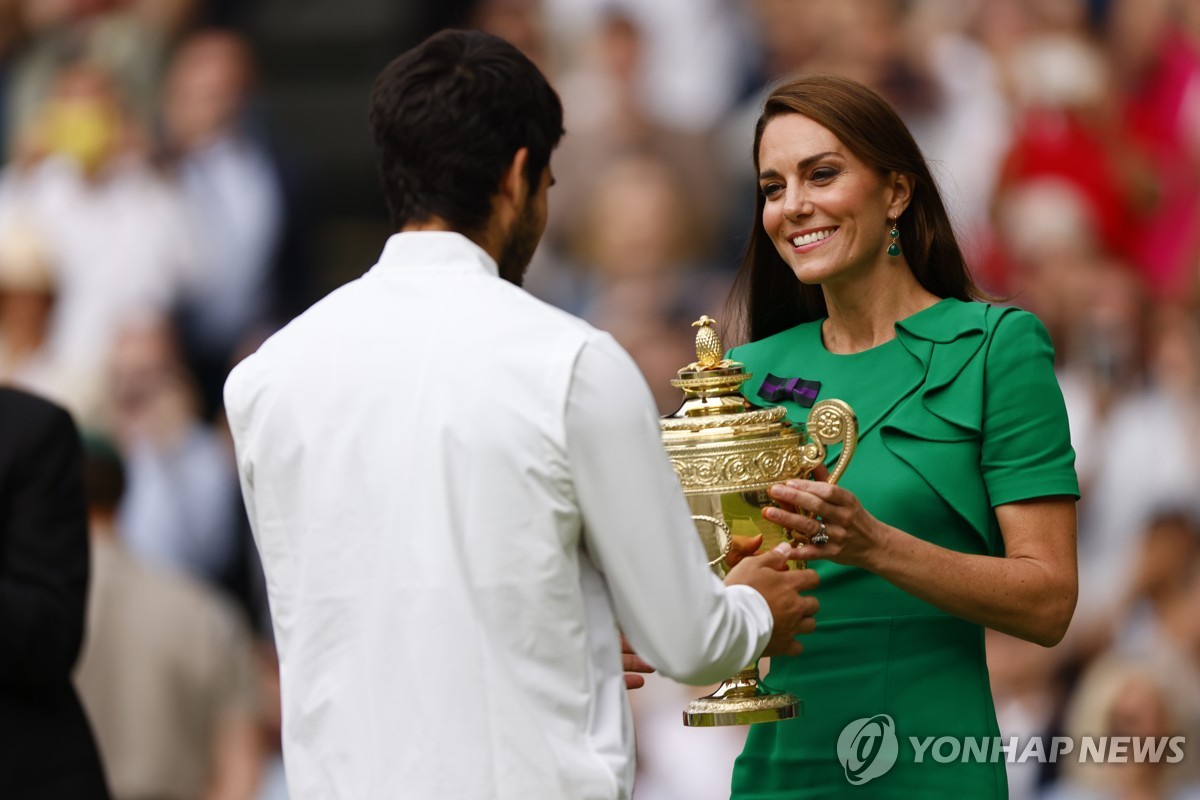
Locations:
757;373;821;408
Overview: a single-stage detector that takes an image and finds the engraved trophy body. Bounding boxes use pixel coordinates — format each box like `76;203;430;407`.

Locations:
660;316;857;726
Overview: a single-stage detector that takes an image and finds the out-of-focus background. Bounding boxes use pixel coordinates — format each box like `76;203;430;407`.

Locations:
0;0;1198;797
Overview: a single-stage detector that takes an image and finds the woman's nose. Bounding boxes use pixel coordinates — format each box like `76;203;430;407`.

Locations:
782;185;811;219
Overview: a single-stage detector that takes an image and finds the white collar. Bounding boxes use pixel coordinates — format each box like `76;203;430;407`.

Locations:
371;231;499;278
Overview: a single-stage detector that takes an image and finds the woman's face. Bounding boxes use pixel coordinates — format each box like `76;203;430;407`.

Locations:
757;112;904;287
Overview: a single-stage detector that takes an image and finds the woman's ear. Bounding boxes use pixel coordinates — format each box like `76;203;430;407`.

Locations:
887;171;914;219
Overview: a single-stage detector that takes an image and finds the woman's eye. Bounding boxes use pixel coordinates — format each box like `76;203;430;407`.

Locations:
761;183;783;197
811;167;838;182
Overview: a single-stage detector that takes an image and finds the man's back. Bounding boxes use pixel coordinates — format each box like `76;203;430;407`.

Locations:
227;232;773;798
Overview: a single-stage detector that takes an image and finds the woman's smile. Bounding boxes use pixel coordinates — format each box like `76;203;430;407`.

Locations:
789;226;839;251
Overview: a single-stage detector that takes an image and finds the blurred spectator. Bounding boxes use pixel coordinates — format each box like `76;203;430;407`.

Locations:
161;29;284;420
0;218;104;423
989;629;1071;800
0;60;198;378
565;150;727;411
1055;262;1150;492
737;0;825;81
991;179;1108;352
1110;0;1200;300
4;0;199;146
0;0;22;56
1112;508;1200;657
531;10;725;306
995;16;1138;275
75;435;264;800
904;0;1013;266
1073;307;1200;650
0;386;109;798
0;0;24;153
1046;654;1200;799
0;221;51;381
469;0;550;73
107;313;241;583
543;0;752;133
251;643;289;800
809;0;940;113
1146;542;1200;705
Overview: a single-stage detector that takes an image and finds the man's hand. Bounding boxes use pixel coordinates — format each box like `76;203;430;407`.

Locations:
723;542;819;657
621;635;654;689
725;533;763;569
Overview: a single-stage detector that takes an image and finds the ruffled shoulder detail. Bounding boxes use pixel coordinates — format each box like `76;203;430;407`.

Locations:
880;300;1014;552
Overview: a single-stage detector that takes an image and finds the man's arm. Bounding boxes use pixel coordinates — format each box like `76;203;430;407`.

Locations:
565;335;813;685
0;393;90;690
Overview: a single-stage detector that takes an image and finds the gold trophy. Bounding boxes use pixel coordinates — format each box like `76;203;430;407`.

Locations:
660;316;857;726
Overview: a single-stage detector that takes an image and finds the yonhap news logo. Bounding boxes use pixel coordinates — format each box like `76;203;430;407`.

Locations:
837;715;899;785
835;714;1189;786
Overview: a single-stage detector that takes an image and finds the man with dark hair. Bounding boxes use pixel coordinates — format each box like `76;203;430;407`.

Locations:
225;29;818;799
367;27;561;285
0;387;109;799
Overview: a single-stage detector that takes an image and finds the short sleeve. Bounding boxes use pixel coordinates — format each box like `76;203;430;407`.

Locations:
981;309;1080;506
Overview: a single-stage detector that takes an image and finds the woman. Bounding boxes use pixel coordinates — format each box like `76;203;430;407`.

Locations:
725;74;1079;798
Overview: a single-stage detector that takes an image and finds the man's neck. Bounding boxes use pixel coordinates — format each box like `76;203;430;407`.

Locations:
400;216;454;233
401;216;500;264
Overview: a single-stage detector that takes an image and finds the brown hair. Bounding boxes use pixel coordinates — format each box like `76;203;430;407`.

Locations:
726;74;985;343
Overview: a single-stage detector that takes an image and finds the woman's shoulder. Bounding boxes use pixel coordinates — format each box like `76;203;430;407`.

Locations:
728;319;823;363
897;298;1051;348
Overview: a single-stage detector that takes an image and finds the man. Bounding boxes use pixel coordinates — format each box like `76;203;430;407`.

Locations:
161;29;286;419
74;438;263;800
0;387;109;798
224;29;819;799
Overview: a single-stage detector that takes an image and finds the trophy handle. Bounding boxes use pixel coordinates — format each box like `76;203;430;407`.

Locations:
805;399;859;485
692;514;732;568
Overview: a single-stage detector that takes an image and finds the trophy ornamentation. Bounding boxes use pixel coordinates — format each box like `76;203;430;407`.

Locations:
661;316;858;727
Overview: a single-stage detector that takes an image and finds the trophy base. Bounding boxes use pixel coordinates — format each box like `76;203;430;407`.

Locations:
683;688;801;727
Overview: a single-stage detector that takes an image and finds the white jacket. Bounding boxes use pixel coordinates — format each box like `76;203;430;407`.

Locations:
224;231;771;799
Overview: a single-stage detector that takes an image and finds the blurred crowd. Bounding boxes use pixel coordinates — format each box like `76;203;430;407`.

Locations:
0;0;1198;798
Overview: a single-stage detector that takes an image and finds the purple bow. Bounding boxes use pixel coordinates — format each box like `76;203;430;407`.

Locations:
757;373;821;408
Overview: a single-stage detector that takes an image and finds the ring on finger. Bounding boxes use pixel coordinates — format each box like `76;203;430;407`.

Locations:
811;521;829;546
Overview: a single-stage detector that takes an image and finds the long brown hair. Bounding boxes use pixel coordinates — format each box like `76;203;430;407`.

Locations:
726;74;985;343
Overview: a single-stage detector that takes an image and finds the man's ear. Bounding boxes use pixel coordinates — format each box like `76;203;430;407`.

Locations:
500;147;531;210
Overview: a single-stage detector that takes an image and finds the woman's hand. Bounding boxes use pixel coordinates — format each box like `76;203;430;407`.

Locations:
762;478;893;569
760;478;1079;646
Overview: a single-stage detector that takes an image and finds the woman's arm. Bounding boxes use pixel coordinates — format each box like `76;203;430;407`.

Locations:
764;483;1078;647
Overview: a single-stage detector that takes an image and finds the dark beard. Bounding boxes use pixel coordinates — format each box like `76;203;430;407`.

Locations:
496;200;542;287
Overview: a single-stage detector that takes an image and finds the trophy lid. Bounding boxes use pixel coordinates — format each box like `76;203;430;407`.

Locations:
669;315;753;396
660;316;792;441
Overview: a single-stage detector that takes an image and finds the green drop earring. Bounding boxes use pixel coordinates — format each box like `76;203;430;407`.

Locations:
887;219;901;257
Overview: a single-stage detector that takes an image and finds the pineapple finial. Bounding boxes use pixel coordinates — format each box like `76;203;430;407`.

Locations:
692;315;722;368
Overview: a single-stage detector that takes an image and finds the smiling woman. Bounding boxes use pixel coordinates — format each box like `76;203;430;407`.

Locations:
723;75;1081;799
756;114;911;291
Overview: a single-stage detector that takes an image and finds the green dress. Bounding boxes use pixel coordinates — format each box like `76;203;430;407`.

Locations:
727;299;1079;799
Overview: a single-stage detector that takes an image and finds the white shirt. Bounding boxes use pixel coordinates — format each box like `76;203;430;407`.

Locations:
224;232;772;800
